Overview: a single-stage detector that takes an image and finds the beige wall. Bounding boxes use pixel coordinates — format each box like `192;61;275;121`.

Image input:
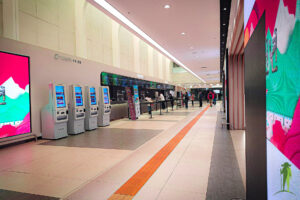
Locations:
0;0;172;82
172;71;202;85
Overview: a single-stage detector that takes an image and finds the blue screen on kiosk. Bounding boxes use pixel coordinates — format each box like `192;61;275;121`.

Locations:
103;88;109;104
55;85;66;108
75;86;83;106
90;87;97;105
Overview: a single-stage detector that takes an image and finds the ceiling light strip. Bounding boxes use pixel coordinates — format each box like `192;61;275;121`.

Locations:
93;0;206;83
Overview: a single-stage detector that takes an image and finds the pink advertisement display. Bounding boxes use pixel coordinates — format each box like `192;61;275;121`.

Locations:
0;51;31;139
245;0;300;199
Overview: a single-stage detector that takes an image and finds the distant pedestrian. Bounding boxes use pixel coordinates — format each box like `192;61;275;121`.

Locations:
169;93;174;110
145;96;153;118
213;92;217;105
184;92;189;109
198;92;203;107
191;94;195;107
207;91;214;107
160;93;165;109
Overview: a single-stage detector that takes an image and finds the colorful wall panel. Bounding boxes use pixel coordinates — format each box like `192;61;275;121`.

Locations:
245;0;300;199
0;51;31;139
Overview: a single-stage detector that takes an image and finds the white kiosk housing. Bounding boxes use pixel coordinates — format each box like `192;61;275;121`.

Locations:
41;83;68;139
98;86;111;126
68;84;85;134
85;86;98;130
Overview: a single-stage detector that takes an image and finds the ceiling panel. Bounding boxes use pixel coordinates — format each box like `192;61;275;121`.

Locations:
89;0;220;83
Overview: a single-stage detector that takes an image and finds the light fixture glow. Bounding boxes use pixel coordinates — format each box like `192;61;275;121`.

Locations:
223;23;226;26
181;32;186;35
164;4;171;9
223;7;227;11
93;0;205;83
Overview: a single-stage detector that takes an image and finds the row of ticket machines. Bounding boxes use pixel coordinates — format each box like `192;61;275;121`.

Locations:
41;84;111;139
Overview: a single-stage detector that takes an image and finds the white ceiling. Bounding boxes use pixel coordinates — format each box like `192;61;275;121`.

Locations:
89;0;220;83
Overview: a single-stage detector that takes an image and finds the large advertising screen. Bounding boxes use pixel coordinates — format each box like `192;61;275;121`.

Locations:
245;1;300;199
75;86;83;107
90;87;97;105
0;51;31;139
103;87;109;104
55;85;66;108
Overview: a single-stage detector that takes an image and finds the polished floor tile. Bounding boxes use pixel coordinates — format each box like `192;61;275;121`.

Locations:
0;103;246;200
41;128;162;150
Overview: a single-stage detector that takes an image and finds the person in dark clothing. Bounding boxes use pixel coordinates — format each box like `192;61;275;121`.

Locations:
169;93;174;110
184;92;189;109
213;92;217;105
191;94;195;107
198;92;203;107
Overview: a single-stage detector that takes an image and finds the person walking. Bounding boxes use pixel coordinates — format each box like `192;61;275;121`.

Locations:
191;93;195;107
213;91;217;105
184;92;189;109
145;95;153;118
207;91;214;107
198;91;203;107
160;93;165;109
169;93;174;110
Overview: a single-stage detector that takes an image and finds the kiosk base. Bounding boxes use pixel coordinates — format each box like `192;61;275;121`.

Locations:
85;117;98;130
98;114;110;127
68;119;85;135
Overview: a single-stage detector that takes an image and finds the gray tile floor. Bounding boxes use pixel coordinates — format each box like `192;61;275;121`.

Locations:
41;128;162;150
206;112;246;200
0;189;59;200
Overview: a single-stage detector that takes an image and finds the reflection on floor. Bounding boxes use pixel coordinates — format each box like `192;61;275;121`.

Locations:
41;128;162;150
0;103;246;200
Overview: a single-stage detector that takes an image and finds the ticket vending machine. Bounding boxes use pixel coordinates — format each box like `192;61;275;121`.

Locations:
68;84;85;134
133;85;140;118
98;86;111;126
41;84;68;139
85;86;98;130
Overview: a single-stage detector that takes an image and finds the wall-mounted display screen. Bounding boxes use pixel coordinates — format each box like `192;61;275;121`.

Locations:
90;87;96;105
75;86;83;106
100;72;175;90
55;86;66;108
103;88;109;104
0;51;31;139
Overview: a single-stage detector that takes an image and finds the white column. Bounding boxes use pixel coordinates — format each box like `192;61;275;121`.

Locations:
74;0;87;58
3;0;19;40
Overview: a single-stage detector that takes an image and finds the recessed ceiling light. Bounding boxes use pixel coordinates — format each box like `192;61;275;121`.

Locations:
93;0;205;83
164;4;171;9
224;8;227;11
223;23;226;26
181;32;186;35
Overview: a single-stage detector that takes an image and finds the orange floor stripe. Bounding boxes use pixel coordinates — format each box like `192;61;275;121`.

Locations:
110;106;209;198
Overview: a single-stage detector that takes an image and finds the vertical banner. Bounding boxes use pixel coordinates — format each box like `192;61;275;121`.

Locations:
133;85;140;118
125;87;136;120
